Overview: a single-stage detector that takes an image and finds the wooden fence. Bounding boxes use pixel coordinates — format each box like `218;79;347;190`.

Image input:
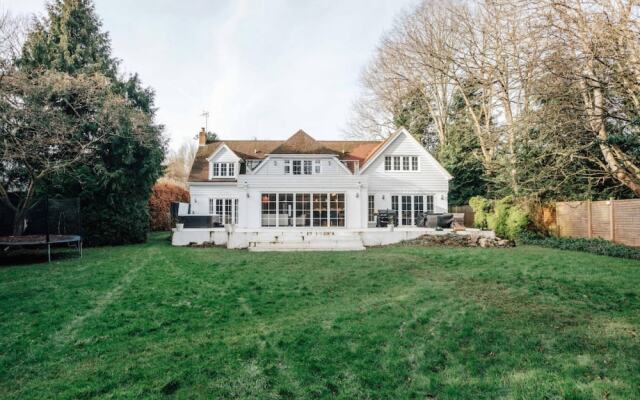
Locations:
556;199;640;247
449;205;475;227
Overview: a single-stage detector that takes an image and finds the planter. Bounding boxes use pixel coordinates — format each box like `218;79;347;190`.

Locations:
176;223;184;231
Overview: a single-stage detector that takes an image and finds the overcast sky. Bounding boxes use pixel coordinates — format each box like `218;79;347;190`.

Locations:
4;0;416;149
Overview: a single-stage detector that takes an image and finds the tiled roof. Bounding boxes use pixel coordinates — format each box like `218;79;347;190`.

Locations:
188;130;385;182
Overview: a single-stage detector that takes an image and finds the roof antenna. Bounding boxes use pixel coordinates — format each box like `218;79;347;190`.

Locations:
200;110;210;132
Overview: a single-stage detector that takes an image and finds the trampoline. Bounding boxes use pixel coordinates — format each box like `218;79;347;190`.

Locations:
0;197;83;263
0;234;82;262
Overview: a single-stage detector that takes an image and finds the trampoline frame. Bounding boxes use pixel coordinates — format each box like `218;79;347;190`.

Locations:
0;235;82;262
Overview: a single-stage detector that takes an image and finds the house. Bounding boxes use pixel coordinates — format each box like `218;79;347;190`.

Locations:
186;127;452;232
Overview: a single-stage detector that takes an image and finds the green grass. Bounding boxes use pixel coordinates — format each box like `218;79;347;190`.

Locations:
1;234;640;399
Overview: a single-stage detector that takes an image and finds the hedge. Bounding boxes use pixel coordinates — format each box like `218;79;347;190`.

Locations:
148;180;189;231
519;232;640;260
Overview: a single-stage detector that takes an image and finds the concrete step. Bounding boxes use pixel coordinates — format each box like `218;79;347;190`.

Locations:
248;238;365;252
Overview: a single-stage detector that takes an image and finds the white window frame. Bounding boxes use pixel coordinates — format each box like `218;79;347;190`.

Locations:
384;156;420;172
260;192;346;227
211;162;236;178
390;194;433;226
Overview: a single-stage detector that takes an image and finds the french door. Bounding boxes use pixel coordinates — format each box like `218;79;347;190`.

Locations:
261;193;345;227
391;195;433;226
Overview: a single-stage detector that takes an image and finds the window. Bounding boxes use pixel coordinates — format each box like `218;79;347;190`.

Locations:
283;159;320;175
234;199;238;224
426;195;434;213
329;193;345;227
210;198;237;224
304;160;313;175
279;193;294;227
390;194;430;226
401;195;412;225
384;156;419;172
414;195;424;224
293;160;302;175
216;199;223;217
211;162;235;177
261;193;345;227
368;195;375;222
385;157;392;171
296;193;311;227
313;193;328;226
402;156;410;171
261;194;277;227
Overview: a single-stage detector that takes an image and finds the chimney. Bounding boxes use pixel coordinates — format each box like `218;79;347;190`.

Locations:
198;127;206;146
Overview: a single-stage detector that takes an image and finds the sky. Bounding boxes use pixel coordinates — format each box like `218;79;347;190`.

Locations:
3;0;417;149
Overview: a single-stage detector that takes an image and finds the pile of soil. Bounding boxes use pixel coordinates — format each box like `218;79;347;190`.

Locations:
408;233;514;248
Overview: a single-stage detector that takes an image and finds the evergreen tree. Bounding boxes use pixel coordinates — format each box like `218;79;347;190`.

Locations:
19;0;165;245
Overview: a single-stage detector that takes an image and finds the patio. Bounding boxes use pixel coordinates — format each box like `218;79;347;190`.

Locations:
171;226;495;251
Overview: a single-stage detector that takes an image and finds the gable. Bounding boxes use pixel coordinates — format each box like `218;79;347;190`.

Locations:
360;128;452;180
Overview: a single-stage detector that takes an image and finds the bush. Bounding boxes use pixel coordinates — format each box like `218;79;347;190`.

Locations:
469;196;491;230
149;179;190;231
469;196;529;240
519;232;640;260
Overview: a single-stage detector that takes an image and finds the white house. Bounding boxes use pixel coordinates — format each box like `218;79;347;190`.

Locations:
186;128;452;233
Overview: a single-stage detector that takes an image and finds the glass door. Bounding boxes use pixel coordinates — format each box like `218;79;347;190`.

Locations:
278;193;294;227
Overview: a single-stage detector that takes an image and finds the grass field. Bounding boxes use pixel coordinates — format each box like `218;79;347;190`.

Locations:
1;234;640;399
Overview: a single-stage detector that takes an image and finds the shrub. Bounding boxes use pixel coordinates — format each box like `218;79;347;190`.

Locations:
469;196;529;240
519;232;640;260
149;179;190;231
469;196;491;230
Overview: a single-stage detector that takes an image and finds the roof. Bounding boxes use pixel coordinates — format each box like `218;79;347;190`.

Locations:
188;130;384;182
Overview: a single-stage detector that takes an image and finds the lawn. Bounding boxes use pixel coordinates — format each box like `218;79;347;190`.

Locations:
1;234;639;399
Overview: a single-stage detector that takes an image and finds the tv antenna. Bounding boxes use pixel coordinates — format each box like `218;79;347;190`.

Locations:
200;110;210;132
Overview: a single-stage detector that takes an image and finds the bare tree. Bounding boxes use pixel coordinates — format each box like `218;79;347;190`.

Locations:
164;141;197;184
544;0;640;195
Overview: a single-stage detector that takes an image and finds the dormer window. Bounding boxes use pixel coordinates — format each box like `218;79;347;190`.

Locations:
384;156;419;171
283;159;319;175
211;162;235;177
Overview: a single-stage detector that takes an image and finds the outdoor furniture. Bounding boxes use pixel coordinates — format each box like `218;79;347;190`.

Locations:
376;209;397;227
425;213;455;229
180;215;222;228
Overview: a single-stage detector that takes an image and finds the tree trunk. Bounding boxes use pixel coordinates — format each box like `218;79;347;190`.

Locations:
12;209;26;236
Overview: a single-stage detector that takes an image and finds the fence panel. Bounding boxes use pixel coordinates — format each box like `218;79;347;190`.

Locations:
590;201;610;240
613;200;640;247
556;199;640;247
557;201;589;238
449;205;474;227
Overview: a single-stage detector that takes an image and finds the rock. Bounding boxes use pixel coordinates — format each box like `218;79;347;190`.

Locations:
405;233;515;248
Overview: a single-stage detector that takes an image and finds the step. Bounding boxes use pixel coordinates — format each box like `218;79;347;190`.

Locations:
243;232;361;244
248;238;365;252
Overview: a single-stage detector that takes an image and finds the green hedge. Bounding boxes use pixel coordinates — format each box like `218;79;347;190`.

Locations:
468;196;529;240
519;232;640;260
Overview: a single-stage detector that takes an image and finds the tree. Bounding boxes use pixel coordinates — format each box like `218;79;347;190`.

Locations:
17;0;165;244
193;130;218;144
350;0;639;201
544;0;640;196
165;142;197;184
0;71;153;234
